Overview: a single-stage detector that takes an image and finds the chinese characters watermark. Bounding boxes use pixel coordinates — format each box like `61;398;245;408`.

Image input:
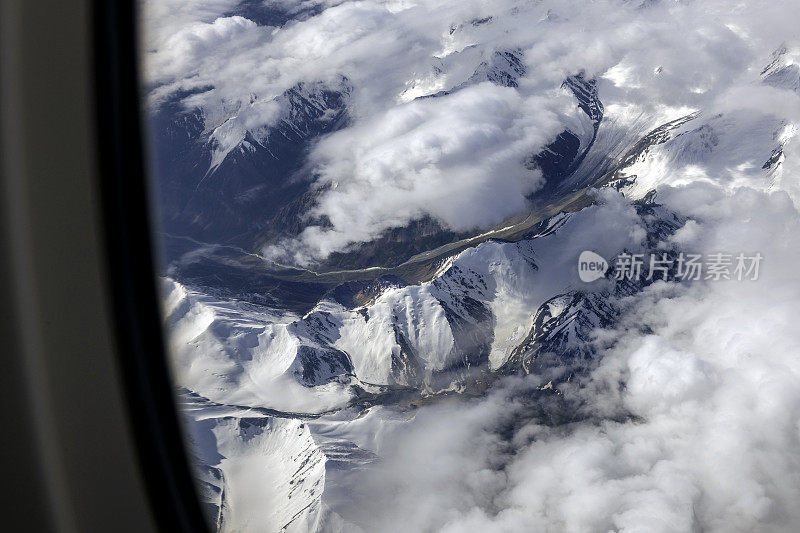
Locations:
578;251;763;282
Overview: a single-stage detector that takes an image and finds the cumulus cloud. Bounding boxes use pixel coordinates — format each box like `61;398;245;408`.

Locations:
140;0;243;51
142;0;800;261
317;183;800;532
144;2;800;529
264;83;570;262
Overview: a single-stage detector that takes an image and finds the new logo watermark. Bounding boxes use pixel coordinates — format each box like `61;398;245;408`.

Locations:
578;251;763;282
578;251;609;282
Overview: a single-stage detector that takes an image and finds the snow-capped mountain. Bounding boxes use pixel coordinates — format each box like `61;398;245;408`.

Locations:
762;44;800;94
181;391;327;532
150;43;605;270
165;196;681;401
143;1;800;530
165;193;689;531
160;75;794;528
151;78;350;247
531;74;604;188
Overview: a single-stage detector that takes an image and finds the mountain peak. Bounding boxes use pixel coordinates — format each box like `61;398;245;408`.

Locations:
761;43;800;93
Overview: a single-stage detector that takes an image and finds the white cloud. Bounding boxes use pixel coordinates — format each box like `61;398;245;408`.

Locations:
265;83;571;263
308;183;800;532
145;1;800;529
143;0;800;260
140;0;243;51
623;336;718;415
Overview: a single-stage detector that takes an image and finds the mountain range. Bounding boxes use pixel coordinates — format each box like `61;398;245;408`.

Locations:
144;2;799;530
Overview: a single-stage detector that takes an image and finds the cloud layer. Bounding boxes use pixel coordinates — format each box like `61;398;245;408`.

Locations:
143;0;800;262
319;184;800;532
144;2;800;530
267;83;566;261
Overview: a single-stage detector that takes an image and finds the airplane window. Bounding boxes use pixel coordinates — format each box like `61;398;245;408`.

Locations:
139;1;800;531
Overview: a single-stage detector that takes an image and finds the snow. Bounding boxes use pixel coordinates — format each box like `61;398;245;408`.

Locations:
616;110;782;199
183;407;327;532
162;279;353;413
147;6;800;531
163;186;652;408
